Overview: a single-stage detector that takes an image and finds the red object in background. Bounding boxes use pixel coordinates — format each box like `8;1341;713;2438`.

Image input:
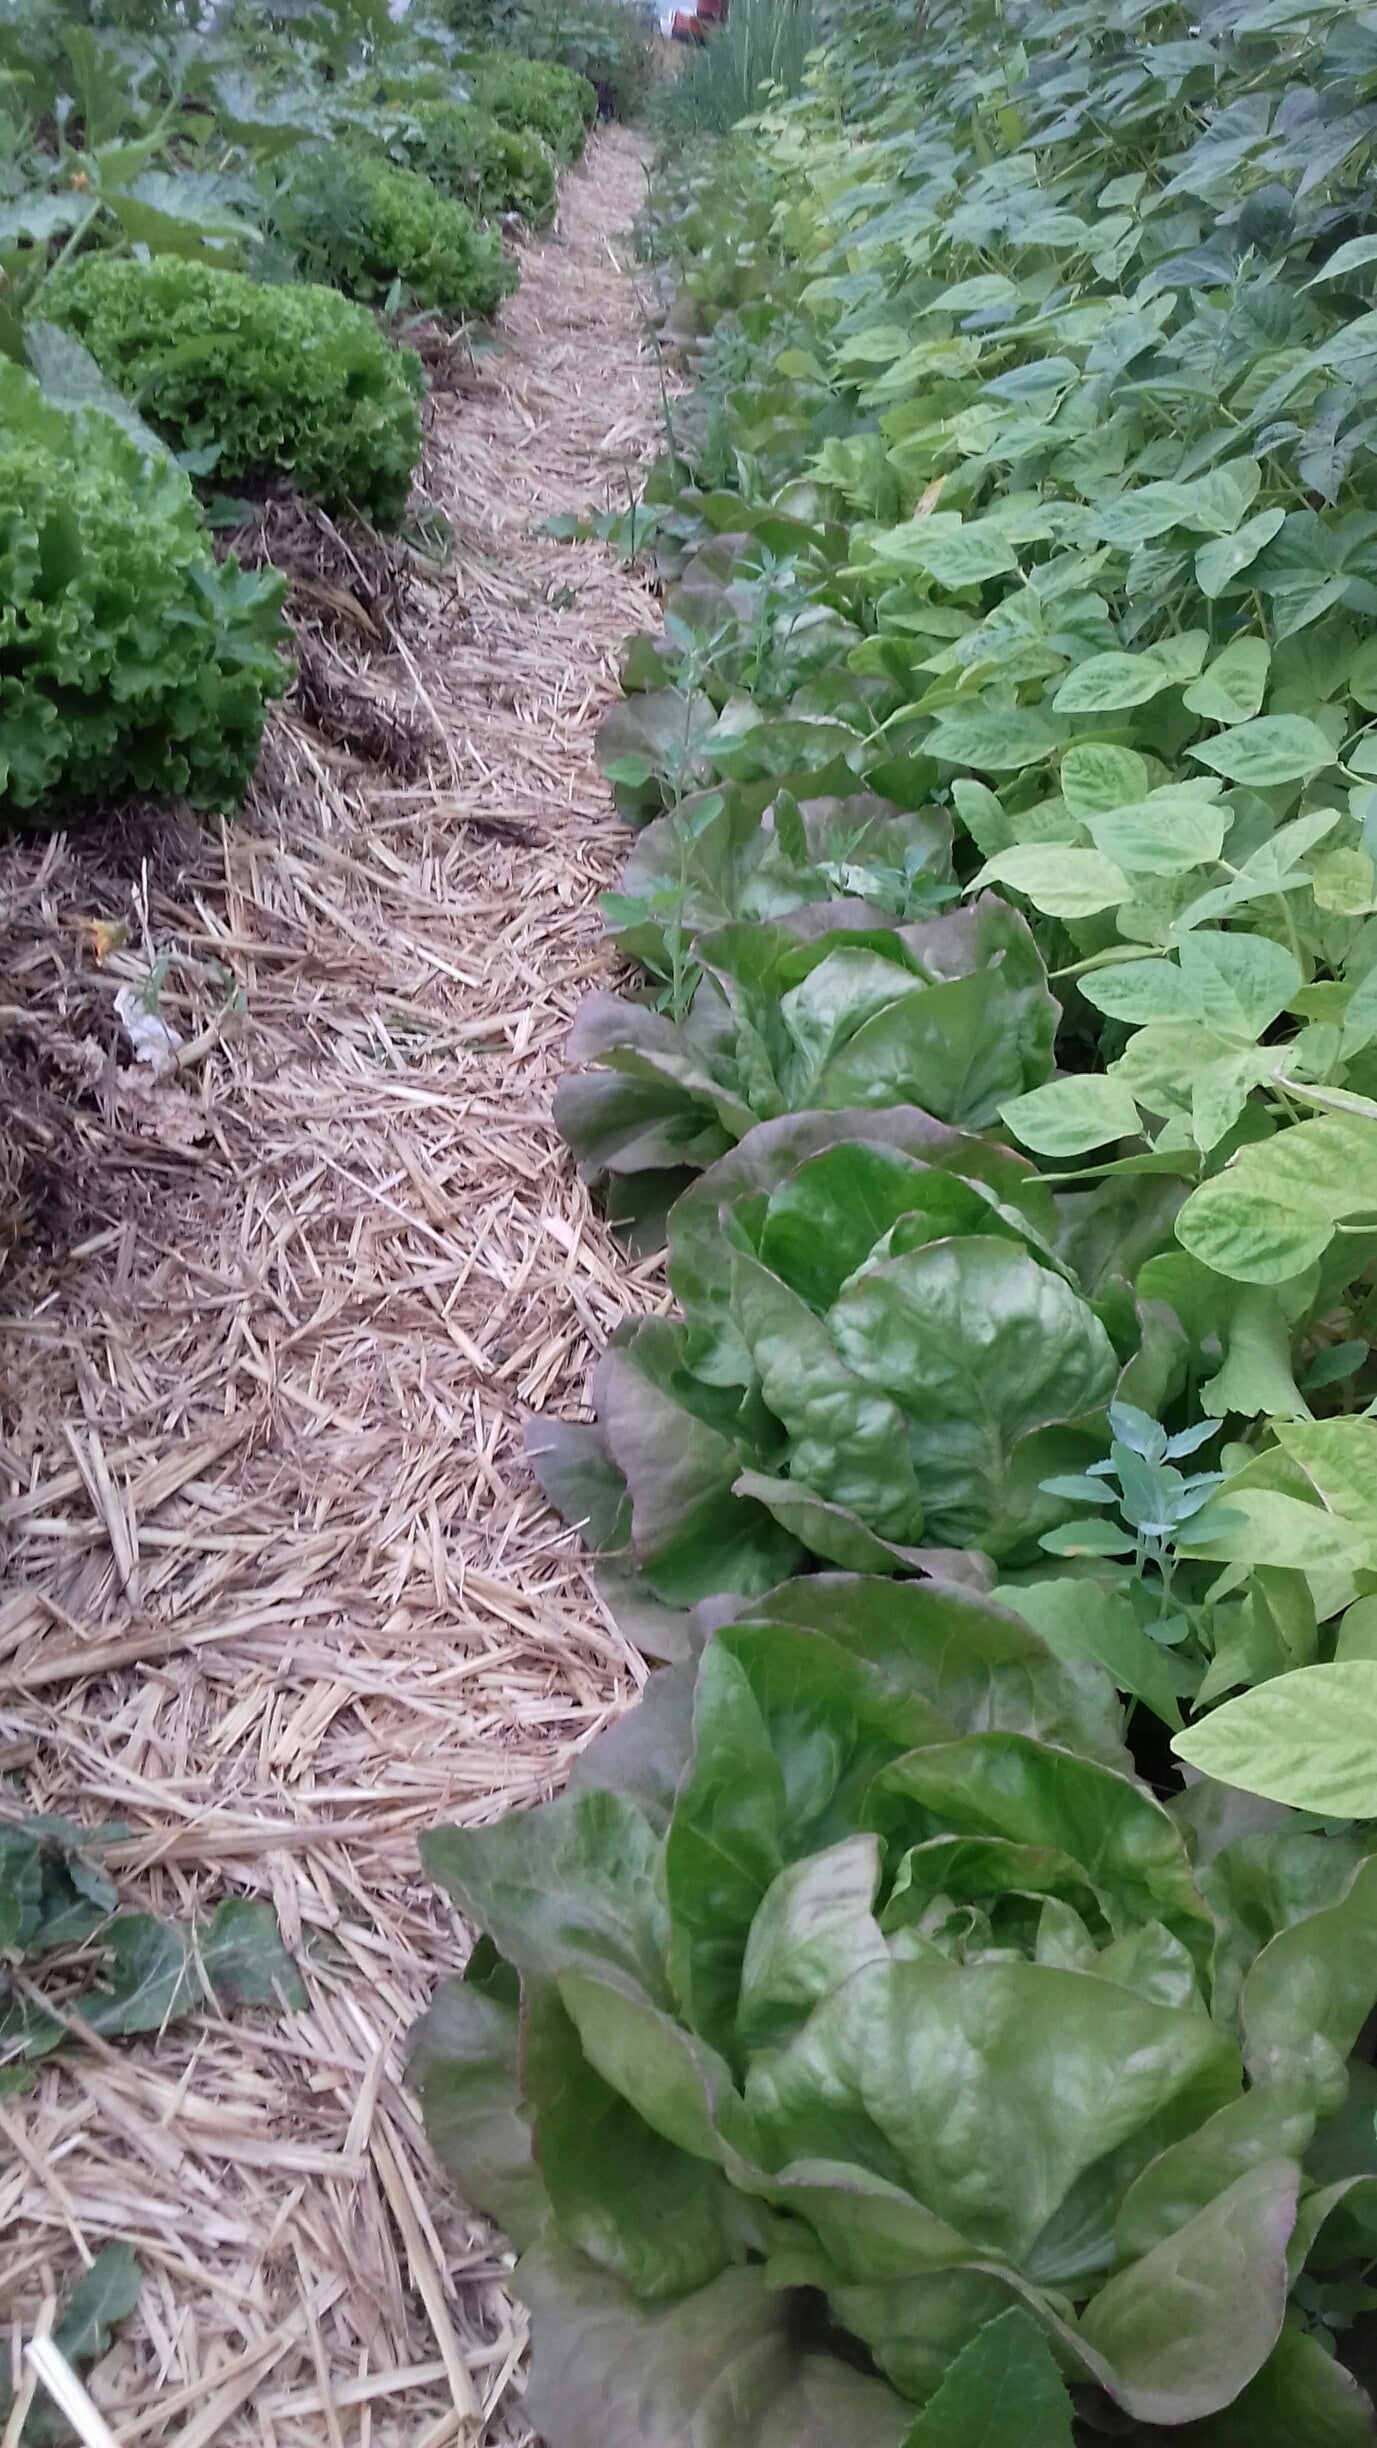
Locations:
671;0;725;41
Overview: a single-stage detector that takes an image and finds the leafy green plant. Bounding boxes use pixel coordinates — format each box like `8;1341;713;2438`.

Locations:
273;144;516;318
0;1812;305;2071
556;895;1057;1227
1038;1402;1227;1596
530;1106;1182;1597
42;252;426;525
366;94;556;223
0;358;287;818
601;780;958;989
412;1575;1377;2444
459;49;595;161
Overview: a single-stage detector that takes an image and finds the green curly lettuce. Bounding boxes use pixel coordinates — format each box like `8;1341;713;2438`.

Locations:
0;362;287;819
461;51;596;161
367;97;557;227
42;254;425;528
276;148;517;320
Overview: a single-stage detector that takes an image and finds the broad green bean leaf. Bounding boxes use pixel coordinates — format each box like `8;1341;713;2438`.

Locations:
901;2307;1075;2446
1188;715;1337;788
1273;1417;1377;1544
1086;797;1228;875
871;516;1020;588
1175;1113;1377;1281
1177;1487;1366;1575
1310;846;1377;914
1306;235;1377;286
1077;2160;1299;2426
1081;960;1195;1023
1195;510;1287;600
1173;1665;1377;1816
1200;1285;1311;1420
1038;1517;1136;1557
1145;631;1210;685
971;845;1129;919
1060;742;1150;817
1183;638;1271;724
1052;653;1173;713
1178;930;1301;1033
1171;807;1342;932
999;1075;1143;1156
924;707;1062;773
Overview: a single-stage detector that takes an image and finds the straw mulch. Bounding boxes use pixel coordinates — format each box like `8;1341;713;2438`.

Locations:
0;129;663;2447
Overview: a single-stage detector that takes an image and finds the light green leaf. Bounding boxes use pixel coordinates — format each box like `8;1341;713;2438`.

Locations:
999;1075;1143;1156
873;515;1020;588
1060;742;1150;818
1086;795;1228;876
925;706;1063;773
1182;638;1271;725
1195;510;1287;601
1173;1664;1377;1814
995;1579;1196;1731
1188;716;1337;788
971;845;1130;919
1175;1113;1377;1282
1306;235;1377;286
1052;653;1174;714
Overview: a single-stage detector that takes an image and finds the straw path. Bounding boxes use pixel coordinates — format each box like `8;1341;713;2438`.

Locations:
0;129;660;2447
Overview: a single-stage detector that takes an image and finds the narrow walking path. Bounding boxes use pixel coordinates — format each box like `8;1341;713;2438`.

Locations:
1;131;659;2448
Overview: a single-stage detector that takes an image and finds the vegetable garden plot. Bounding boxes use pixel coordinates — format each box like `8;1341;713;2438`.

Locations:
0;131;658;2448
408;1;1377;2441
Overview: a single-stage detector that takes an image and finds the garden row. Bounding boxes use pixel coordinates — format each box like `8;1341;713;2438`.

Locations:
0;0;600;820
411;2;1377;2443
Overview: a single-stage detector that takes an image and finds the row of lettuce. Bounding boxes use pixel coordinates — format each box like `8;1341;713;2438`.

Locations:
412;1;1377;2442
1;0;596;819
